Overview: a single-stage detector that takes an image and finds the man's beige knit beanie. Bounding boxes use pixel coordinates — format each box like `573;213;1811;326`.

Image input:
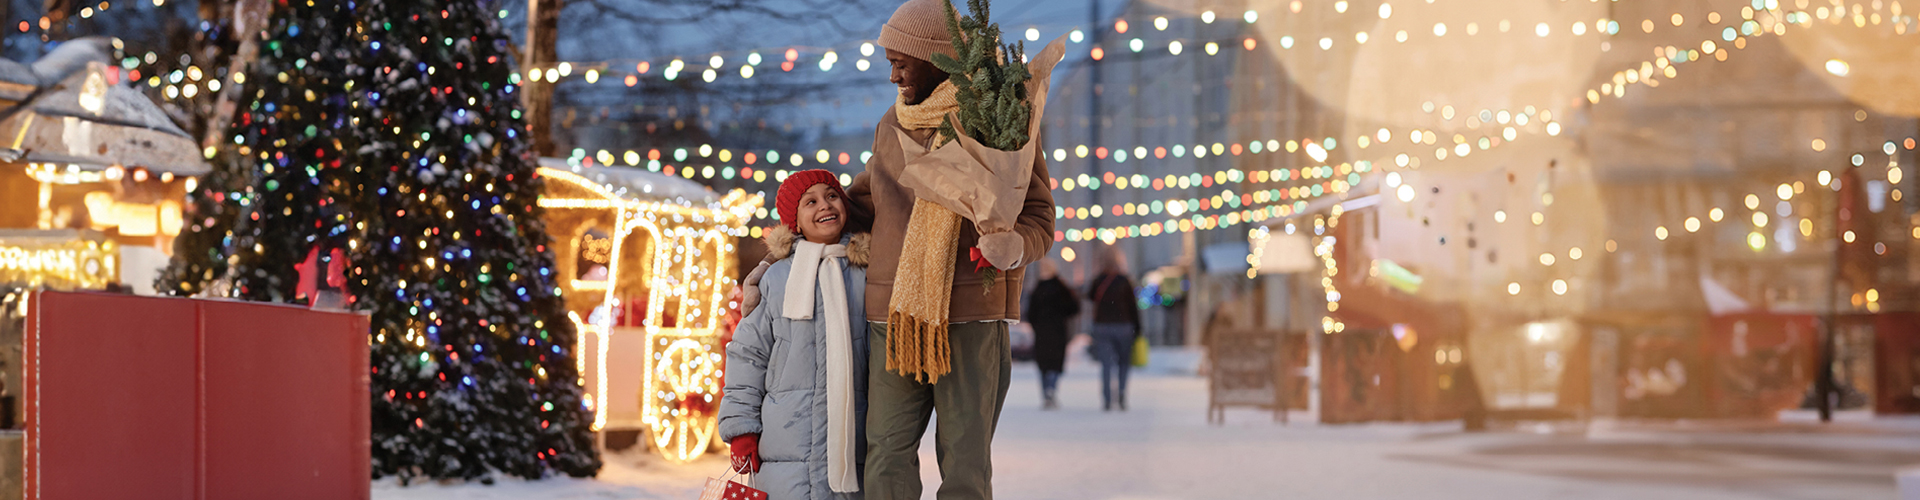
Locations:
878;0;959;63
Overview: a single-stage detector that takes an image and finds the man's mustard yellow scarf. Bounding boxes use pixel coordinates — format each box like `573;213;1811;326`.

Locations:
888;81;961;384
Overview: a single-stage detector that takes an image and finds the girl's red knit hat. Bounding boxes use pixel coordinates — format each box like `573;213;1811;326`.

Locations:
775;169;847;231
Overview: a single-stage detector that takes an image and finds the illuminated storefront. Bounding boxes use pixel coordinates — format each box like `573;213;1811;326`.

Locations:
1;39;208;292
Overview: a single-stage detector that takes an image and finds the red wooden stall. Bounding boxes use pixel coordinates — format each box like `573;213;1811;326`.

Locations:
22;291;369;500
1701;313;1819;419
1870;312;1920;415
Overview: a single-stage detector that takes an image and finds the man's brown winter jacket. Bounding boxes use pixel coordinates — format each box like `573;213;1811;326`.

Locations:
847;108;1056;323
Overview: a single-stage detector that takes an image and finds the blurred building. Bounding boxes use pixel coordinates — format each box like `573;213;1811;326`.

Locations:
1238;0;1920;422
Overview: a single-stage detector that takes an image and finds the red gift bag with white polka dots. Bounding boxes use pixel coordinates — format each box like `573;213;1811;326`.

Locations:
699;468;765;500
721;478;766;500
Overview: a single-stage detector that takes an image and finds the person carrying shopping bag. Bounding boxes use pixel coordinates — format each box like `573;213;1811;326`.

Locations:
1086;247;1141;412
720;170;872;500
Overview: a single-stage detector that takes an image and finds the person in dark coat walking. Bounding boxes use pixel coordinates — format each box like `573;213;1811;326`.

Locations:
1023;259;1079;410
1086;247;1141;411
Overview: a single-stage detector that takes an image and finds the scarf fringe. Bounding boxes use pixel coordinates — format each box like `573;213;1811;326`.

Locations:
885;308;952;385
885;199;962;384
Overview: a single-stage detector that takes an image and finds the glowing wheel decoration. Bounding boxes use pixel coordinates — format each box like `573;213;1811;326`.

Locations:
647;337;721;462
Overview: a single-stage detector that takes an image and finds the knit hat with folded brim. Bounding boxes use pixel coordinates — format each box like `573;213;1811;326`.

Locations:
776;169;847;231
877;0;960;64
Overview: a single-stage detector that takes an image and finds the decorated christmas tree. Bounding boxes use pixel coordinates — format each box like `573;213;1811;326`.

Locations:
350;0;599;480
213;0;360;303
158;0;599;481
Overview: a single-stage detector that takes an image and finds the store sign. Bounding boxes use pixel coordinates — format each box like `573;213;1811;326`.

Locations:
0;234;118;290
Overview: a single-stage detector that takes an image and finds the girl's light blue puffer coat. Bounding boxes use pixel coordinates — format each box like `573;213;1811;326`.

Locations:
720;225;870;500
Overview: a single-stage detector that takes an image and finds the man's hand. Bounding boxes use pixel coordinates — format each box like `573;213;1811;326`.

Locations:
740;260;771;316
976;231;1024;271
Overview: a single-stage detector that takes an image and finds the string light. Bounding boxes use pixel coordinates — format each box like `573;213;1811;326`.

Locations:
1036;110;1545;240
602;110;1543;234
1614;132;1916;263
604;142;1387;229
1316;208;1344;334
517;8;1734;88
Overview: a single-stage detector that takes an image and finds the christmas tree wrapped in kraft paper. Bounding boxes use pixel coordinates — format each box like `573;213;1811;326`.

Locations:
884;0;1067;384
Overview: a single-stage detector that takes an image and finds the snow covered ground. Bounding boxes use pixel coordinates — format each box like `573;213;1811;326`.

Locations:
375;345;1920;500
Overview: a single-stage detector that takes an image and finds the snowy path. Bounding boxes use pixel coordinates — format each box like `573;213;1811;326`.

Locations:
375;346;1919;500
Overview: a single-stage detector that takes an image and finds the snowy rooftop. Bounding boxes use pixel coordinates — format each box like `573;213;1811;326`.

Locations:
0;59;34;100
538;156;719;205
30;69;193;140
1;37;206;175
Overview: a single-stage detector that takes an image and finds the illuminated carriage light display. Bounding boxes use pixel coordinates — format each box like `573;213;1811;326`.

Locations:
536;158;759;462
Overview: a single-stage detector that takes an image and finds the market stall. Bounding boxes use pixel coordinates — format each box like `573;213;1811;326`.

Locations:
536;157;759;461
0;37;209;293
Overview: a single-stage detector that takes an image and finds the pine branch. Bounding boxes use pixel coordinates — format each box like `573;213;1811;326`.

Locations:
930;0;1031;152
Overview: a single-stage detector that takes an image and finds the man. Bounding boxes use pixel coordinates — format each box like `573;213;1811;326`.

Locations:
857;1;1055;497
743;1;1054;497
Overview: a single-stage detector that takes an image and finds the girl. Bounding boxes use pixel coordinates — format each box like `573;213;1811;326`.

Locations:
720;169;870;500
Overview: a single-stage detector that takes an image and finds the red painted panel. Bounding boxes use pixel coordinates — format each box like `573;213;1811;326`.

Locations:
26;292;199;500
24;292;369;500
201;300;369;500
1873;313;1920;415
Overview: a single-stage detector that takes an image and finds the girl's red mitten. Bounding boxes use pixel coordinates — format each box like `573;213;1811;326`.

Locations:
729;434;761;473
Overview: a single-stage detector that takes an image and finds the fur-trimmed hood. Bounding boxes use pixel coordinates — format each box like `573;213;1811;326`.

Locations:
762;225;870;267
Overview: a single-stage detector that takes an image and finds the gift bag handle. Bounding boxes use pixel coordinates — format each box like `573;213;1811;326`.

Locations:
721;460;756;488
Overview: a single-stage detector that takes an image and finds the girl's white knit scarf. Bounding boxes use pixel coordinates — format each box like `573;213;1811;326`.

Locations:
782;239;858;492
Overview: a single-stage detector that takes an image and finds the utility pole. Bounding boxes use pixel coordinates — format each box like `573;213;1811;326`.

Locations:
1817;204;1840;422
1817;166;1860;423
1087;0;1103;233
524;0;561;157
1072;0;1103;340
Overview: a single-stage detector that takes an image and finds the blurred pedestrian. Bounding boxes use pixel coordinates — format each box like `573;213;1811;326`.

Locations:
1023;259;1079;410
1086;247;1141;412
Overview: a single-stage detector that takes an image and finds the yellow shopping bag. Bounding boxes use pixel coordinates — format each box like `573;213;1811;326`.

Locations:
1132;335;1149;367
